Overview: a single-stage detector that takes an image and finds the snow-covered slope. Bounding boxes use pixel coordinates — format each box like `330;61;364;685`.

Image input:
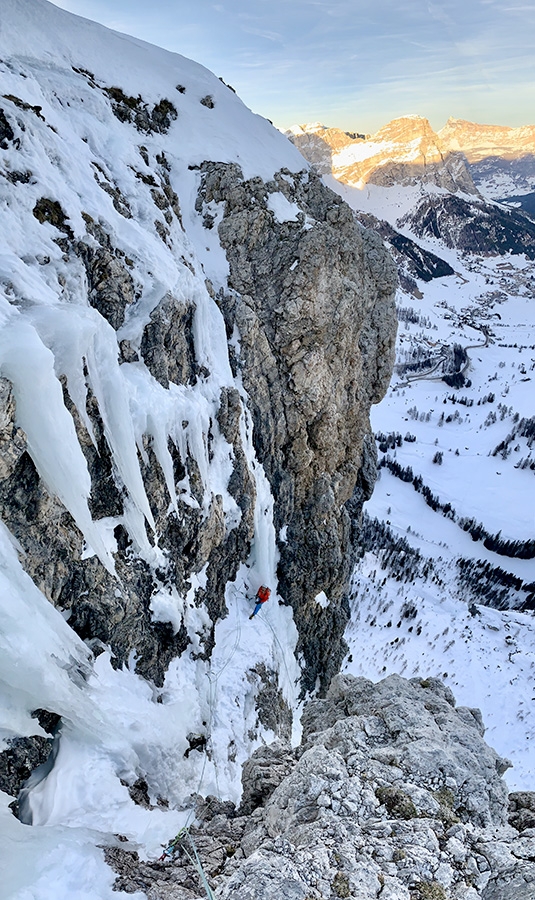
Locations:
320;172;535;792
0;3;399;897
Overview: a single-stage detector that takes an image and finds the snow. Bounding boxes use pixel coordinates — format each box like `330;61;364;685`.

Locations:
332;171;535;788
335;139;395;167
315;591;330;609
267;192;301;223
0;1;305;895
0;794;144;900
344;557;535;789
0;523;94;741
324;175;445;224
0;0;306;185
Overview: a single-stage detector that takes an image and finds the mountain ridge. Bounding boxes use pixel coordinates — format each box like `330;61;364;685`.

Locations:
286;115;535;199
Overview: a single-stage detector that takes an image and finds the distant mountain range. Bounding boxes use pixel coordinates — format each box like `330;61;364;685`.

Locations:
286;116;535;211
286;116;535;282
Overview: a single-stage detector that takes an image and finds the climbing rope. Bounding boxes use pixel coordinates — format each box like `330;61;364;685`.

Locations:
192;585;244;812
158;827;215;900
253;601;300;695
204;606;243;788
157;583;298;900
158;593;247;897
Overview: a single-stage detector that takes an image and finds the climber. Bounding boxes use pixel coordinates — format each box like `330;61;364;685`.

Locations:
249;585;271;619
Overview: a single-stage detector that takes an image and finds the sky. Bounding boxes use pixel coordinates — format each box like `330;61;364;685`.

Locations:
50;0;535;134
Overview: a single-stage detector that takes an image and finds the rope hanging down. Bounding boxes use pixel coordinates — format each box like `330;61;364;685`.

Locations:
159;827;215;900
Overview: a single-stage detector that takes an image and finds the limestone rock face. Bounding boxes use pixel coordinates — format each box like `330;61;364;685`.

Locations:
438;118;535;201
438;117;535;163
105;675;533;900
196;164;397;690
286;125;356;175
288;117;477;194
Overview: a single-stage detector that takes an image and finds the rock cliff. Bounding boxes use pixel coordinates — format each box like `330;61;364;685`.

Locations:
0;0;396;840
437;118;535;202
195;162;396;690
287;118;477;194
105;674;535;900
438;118;535;163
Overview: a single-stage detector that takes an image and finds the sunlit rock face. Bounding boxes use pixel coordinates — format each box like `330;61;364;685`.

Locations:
285;124;357;175
288;114;535;266
438;118;535;203
438;117;535;162
288;116;477;193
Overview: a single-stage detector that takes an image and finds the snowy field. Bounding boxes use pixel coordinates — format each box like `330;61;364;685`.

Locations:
333;179;535;790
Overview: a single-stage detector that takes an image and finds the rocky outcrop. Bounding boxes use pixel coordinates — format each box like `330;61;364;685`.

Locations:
0;161;395;701
105;673;534;900
196;164;397;691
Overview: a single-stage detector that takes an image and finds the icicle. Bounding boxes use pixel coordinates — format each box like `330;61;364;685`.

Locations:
0;318;116;574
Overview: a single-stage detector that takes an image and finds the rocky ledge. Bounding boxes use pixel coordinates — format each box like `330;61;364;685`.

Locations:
105;673;534;899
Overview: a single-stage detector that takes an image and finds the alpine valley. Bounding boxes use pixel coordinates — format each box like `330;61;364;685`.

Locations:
0;2;534;899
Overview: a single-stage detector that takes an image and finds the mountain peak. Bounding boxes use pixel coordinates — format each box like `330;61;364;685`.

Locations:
288;114;476;193
438;117;535;161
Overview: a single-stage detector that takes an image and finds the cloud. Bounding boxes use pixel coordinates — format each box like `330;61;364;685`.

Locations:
48;0;534;137
426;1;456;27
239;25;284;43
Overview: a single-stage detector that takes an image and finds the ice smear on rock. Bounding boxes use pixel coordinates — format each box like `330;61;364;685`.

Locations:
0;315;117;573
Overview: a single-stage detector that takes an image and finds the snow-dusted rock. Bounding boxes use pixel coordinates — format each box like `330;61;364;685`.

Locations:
105;674;528;899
